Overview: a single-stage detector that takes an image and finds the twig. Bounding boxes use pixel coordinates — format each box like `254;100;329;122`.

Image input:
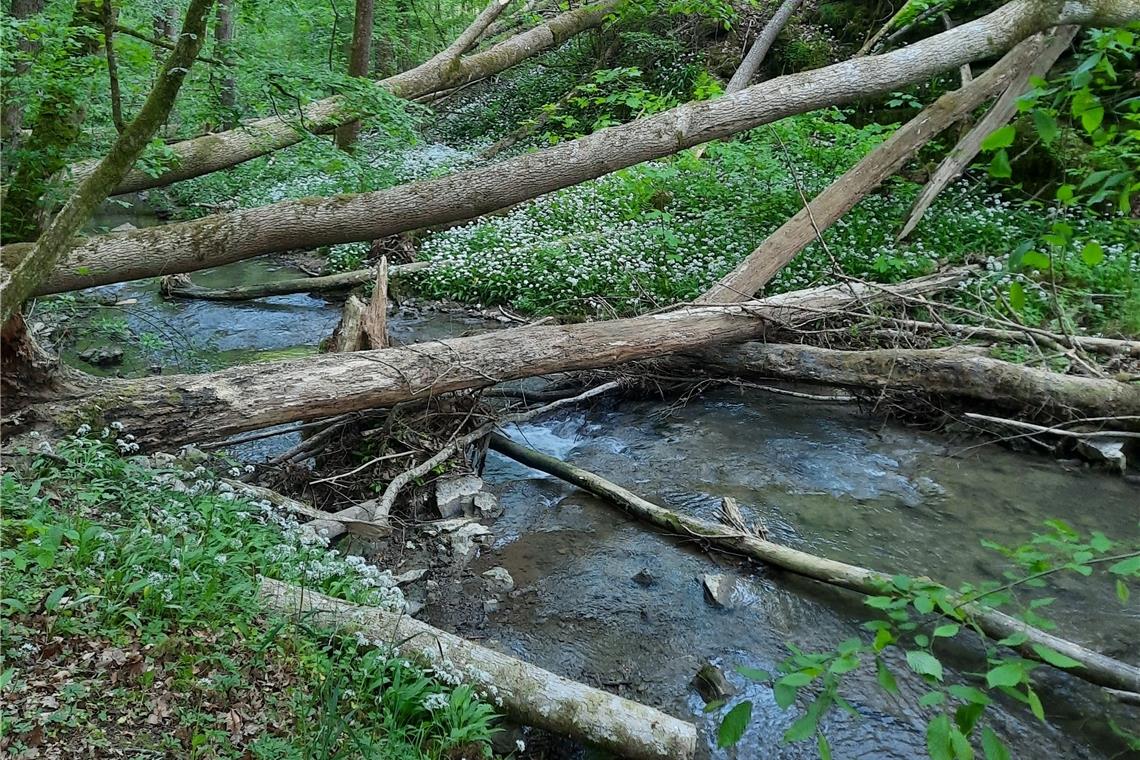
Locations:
963;413;1140;440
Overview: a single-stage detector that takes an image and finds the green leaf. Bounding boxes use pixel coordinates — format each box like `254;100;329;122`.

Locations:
1117;579;1130;604
0;669;14;692
1020;250;1051;270
1055;184;1074;204
950;726;976;759
774;683;797;709
1008;282;1026;312
873;627;894;652
703;699;726;713
933;624;960;639
988;149;1012;179
783;709;819;743
735;666;771;683
947;685;991;705
1080;242;1105;267
717;700;752;747
1109;555;1140;576
1026;687;1045;722
981;125;1017;151
985;661;1026;688
1081;107;1104;133
779;671;814;687
1090;532;1112;553
920;690;946;707
1030;644;1083;669
955;701;986;735
817;732;833;760
876;658;899;694
927;714;954;760
1032;110;1058;145
44;586;68;612
982;727;1010;760
914;595;935;615
906;651;944;682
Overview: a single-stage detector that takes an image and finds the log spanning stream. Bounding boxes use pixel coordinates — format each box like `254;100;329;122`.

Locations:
40;203;1139;758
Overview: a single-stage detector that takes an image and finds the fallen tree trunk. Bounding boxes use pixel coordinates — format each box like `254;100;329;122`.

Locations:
695;28;1057;303
260;578;698;759
486;433;1140;694
16;0;1136;295
66;0;618;195
161;261;427;301
11;272;965;447
685;343;1140;421
896;26;1078;241
725;0;803;91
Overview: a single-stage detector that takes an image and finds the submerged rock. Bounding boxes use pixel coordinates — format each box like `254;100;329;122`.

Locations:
436;474;486;518
701;573;737;609
483;566;515;593
632;568;656;587
78;346;124;367
1076;438;1127;474
692;661;736;703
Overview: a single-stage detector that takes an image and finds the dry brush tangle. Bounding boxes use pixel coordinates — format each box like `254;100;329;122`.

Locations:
260;578;699;759
12;0;1138;296
64;0;621;194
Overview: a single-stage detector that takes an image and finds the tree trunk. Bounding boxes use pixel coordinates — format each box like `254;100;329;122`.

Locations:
328;295;368;352
160;261;427;300
102;0;127;133
65;0;614;194
361;257;389;348
0;0;102;244
23;0;1135;296
486;434;1140;694
684;343;1140;421
259;578;699;759
896;26;1078;241
0;0;217;323
695;28;1058;304
214;0;237;127
334;0;376;150
9;271;966;446
725;0;803;91
1;0;46;148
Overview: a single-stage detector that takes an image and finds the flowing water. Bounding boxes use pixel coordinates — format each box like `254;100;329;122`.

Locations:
47;202;1140;758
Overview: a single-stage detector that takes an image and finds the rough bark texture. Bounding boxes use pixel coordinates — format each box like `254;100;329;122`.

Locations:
687;343;1140;421
334;0;376;150
102;0;126;132
10;272;964;446
66;0;615;194
329;295;368;353
696;30;1053;303
25;0;1137;295
260;578;698;759
487;433;1140;694
161;262;427;300
896;26;1078;241
214;0;237;127
361;257;389;348
0;0;216;322
725;0;803;91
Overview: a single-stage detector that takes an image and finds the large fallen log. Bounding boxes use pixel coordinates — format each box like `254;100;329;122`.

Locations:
161;261;428;301
10;272;965;448
685;343;1140;421
895;26;1078;241
695;28;1059;303
260;578;698;759
486;433;1140;694
65;0;619;194
14;0;1136;296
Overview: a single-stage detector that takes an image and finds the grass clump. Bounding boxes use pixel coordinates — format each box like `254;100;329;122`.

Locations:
0;431;497;758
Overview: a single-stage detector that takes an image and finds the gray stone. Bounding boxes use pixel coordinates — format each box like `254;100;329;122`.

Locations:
78;346;124;367
472;490;502;519
1076;438;1127;474
483;599;500;614
482;566;515;593
448;522;492;557
632;568;656;587
701;573;737;609
393;568;428;585
435;474;485;518
692;661;736;703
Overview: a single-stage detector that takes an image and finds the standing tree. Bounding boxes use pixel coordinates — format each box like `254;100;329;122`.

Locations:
214;0;238;128
335;0;376;150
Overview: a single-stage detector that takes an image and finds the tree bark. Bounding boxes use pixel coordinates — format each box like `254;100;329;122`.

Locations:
65;0;614;194
486;433;1140;694
10;272;966;447
361;257;389;348
684;343;1140;421
160;261;427;300
23;0;1136;296
214;0;237;128
334;0;376;150
895;26;1078;241
0;0;217;323
695;29;1059;304
259;578;699;759
329;295;368;352
1;0;46;148
725;0;803;91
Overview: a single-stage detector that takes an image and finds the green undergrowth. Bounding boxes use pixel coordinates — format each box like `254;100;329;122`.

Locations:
0;433;497;759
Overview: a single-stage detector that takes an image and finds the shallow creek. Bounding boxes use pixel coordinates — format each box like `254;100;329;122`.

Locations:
51;202;1139;758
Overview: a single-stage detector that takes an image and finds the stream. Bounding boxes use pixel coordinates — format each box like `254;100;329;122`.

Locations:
45;200;1140;758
